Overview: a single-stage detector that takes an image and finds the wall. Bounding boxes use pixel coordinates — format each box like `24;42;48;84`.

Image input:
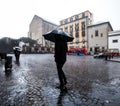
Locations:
108;35;120;52
28;15;58;48
88;23;111;53
59;10;93;49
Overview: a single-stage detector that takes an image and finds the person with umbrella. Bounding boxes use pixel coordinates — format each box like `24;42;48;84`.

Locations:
54;35;68;91
43;29;74;91
13;47;21;63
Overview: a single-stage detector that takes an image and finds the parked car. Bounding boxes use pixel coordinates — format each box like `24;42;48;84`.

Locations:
93;53;105;58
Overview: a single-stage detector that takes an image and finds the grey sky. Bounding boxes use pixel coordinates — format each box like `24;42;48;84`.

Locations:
0;0;120;39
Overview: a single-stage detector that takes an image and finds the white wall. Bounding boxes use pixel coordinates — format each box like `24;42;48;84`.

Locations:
108;35;120;52
88;23;111;53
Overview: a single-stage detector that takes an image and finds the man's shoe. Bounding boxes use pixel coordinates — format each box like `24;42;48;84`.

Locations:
56;85;63;89
60;86;67;92
64;80;67;85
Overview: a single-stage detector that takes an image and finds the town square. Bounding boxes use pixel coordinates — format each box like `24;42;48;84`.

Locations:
0;0;120;106
0;54;120;106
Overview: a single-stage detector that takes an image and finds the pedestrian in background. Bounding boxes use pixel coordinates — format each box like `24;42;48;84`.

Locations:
104;51;108;61
54;36;68;91
14;48;21;63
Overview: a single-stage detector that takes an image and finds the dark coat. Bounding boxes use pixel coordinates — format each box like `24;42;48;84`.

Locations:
14;49;20;56
54;40;68;63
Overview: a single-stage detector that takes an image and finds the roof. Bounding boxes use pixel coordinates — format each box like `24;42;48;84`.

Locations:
31;15;58;26
87;21;113;31
108;30;120;36
60;10;92;22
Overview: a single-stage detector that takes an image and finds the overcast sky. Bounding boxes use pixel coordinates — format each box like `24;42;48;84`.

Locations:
0;0;120;39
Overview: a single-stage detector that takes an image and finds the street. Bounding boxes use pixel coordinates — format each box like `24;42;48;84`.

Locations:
0;54;120;106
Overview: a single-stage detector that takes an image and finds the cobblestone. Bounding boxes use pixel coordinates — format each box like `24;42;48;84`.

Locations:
0;54;120;106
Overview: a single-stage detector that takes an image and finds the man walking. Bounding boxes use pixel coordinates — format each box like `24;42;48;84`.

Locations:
54;36;68;91
14;48;21;63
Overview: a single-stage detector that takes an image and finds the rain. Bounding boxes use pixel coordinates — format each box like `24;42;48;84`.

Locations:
0;54;120;106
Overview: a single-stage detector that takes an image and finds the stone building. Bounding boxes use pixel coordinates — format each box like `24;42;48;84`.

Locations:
28;15;58;47
59;10;93;49
108;30;120;52
87;21;113;54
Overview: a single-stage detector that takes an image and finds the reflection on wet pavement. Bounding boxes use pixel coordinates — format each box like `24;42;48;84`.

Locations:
0;54;120;106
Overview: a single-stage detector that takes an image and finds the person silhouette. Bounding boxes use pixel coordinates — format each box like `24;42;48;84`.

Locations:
14;48;21;63
54;36;68;91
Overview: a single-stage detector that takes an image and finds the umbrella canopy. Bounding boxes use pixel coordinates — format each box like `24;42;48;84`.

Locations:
43;29;74;42
0;37;13;53
13;46;22;51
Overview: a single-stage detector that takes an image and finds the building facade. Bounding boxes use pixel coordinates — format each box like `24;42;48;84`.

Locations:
108;30;120;52
59;10;93;49
87;22;113;54
28;15;58;47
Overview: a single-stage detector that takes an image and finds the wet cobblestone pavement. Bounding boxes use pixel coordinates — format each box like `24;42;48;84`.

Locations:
0;54;120;106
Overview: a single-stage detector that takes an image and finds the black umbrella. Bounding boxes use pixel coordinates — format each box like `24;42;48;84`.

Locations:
0;37;13;53
43;29;74;42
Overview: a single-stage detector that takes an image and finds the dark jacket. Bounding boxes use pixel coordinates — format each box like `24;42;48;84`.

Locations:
14;49;20;56
54;41;68;63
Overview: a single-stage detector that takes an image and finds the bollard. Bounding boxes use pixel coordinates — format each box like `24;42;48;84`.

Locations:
5;56;12;71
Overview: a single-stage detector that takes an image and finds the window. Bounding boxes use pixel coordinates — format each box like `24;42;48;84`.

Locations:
75;15;79;20
113;39;118;43
70;25;73;35
60;21;63;25
82;31;85;37
82;39;85;44
82;12;85;18
65;19;68;24
76;38;79;43
82;45;85;48
65;27;68;32
59;28;63;31
91;34;93;38
75;23;79;37
95;30;98;37
70;17;73;22
102;47;105;52
94;47;99;53
101;33;103;37
75;23;79;31
90;48;92;51
75;32;79;38
81;22;85;30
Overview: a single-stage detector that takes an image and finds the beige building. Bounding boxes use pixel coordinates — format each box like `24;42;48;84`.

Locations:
28;15;58;47
59;10;93;49
87;22;113;54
